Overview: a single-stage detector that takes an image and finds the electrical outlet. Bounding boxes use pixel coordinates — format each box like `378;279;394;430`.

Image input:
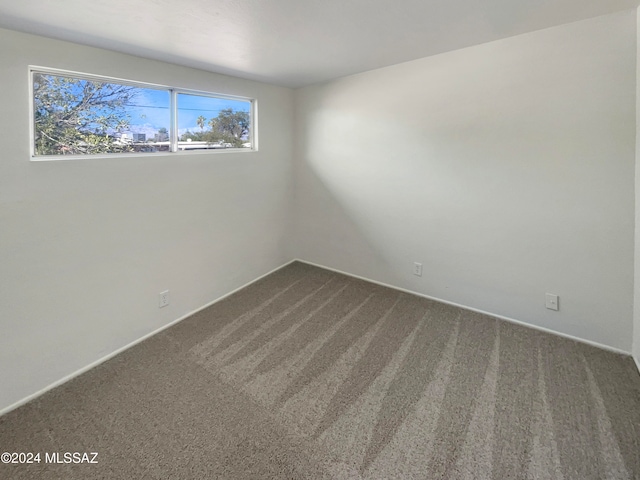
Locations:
159;290;170;308
545;293;559;311
413;262;423;277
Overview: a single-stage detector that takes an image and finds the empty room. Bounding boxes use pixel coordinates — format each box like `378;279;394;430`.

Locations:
1;0;640;478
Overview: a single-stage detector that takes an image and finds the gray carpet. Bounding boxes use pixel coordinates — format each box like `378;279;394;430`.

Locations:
1;261;639;479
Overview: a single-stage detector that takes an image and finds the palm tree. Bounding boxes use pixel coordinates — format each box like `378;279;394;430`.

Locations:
196;115;206;132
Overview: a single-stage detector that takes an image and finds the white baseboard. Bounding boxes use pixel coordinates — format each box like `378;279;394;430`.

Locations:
295;258;632;357
0;259;297;418
634;355;640;377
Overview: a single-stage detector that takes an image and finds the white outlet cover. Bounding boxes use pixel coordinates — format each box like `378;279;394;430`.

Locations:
159;290;170;308
545;293;559;311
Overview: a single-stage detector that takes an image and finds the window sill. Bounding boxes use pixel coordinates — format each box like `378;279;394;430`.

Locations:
30;148;258;162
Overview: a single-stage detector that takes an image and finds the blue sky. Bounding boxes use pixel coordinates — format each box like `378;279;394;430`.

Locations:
128;89;169;132
127;88;250;136
177;93;250;132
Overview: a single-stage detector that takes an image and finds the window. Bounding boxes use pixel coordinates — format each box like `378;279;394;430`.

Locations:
30;68;255;158
177;93;252;151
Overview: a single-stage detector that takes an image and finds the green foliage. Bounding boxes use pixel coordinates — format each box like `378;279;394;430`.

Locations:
33;74;137;155
155;127;169;142
179;108;250;147
208;108;250;144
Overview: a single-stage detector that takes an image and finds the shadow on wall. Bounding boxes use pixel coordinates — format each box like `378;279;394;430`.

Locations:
295;158;396;282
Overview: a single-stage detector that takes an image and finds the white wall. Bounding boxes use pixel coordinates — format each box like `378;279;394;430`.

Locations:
634;7;640;369
294;10;636;352
0;28;295;412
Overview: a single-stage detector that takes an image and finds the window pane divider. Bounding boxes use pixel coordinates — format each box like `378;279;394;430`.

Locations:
170;89;178;153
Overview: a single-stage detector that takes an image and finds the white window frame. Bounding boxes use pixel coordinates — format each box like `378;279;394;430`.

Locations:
29;66;257;161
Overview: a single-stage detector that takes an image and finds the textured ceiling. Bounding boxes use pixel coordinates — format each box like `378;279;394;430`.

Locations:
0;0;637;87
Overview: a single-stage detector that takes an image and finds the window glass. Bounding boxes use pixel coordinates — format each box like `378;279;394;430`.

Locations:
177;93;252;150
33;72;170;155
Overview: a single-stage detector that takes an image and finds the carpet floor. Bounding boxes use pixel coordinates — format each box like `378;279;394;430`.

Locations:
1;261;639;479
